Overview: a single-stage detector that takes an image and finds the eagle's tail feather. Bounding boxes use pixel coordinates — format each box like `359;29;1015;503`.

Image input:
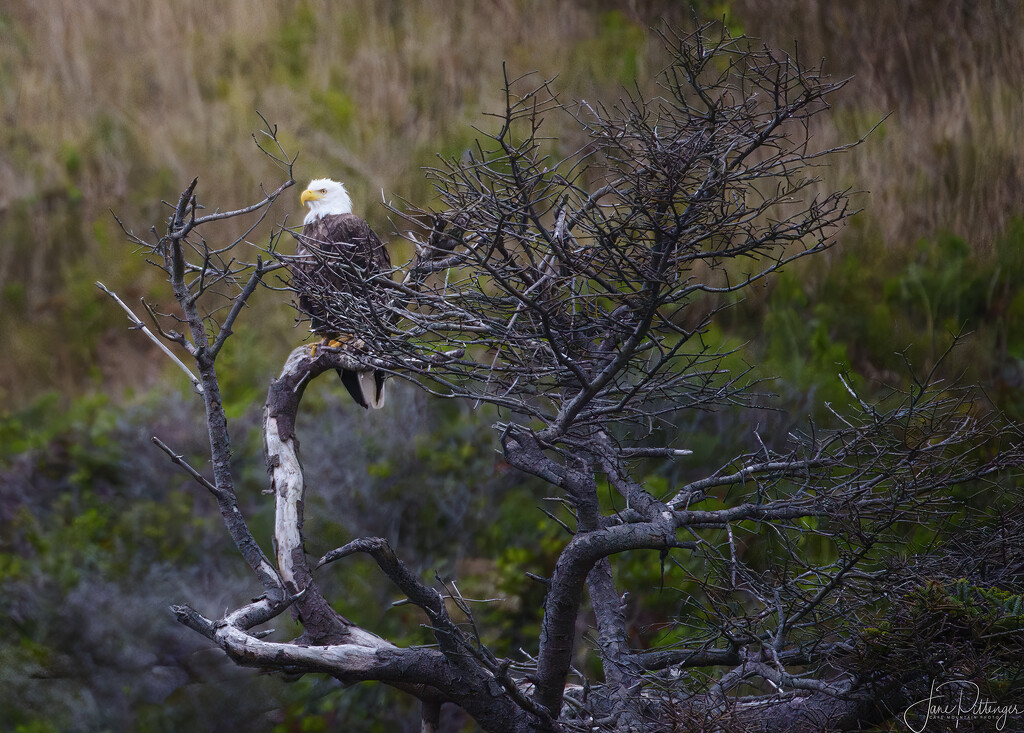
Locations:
359;370;387;409
337;369;386;410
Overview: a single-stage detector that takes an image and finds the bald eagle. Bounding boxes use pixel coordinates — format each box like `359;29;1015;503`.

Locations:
294;178;391;409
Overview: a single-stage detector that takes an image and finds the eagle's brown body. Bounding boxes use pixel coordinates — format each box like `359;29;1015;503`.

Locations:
295;212;391;333
294;202;392;409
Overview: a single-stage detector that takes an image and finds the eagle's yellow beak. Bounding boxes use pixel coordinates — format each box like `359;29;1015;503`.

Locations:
300;189;323;206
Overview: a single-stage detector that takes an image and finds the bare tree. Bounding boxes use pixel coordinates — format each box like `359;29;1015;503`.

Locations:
105;25;1024;733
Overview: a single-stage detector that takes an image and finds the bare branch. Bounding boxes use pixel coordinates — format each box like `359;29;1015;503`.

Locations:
151;436;217;495
96;281;204;393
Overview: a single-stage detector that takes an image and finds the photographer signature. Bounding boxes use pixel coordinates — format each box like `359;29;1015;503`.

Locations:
904;680;1021;732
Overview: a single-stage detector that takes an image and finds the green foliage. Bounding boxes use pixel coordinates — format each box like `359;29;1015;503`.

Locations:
59;141;82;177
0;392;114;466
859;578;1024;688
0;390;327;731
268;678;421;733
741;218;1024;421
688;1;743;35
950;578;1024;625
570;11;647;87
0;394;219;591
13;721;61;733
216;319;293;419
310;87;356;135
271;1;318;82
759;273;860;412
889;234;985;343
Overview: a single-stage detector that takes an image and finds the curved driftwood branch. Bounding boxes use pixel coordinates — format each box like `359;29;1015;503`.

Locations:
261;345;552;732
263;344;387;644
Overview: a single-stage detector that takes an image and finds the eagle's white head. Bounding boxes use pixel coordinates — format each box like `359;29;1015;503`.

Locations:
300;178;353;225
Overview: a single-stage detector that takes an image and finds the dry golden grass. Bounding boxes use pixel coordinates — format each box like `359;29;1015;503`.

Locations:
0;1;688;403
736;0;1024;249
0;0;1021;405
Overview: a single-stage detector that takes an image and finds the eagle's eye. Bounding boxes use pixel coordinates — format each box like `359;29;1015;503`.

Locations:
320;188;328;193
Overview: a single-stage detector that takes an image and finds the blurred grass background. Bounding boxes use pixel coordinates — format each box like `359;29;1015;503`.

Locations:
3;0;1024;409
2;1;1024;731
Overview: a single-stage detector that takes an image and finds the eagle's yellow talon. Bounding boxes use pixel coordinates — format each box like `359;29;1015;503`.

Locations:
309;337;351;357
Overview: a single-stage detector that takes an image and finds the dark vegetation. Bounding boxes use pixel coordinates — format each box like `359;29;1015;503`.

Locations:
2;2;1024;730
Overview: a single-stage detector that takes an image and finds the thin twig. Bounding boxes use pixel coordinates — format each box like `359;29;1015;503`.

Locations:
96;281;204;394
152;435;219;495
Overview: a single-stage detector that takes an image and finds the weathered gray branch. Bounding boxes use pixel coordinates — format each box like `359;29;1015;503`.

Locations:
95;280;204;393
158;180;285;601
265;346;553;731
264;345;370;641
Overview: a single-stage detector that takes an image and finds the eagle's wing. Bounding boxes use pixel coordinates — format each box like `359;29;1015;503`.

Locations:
293;213;392;410
295;214;391;331
322;213;391;279
295;216;337;334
